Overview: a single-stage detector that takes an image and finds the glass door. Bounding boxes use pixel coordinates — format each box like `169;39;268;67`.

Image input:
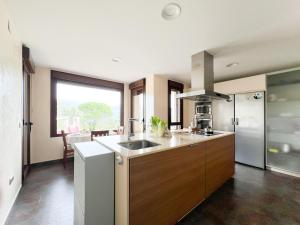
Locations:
131;88;145;133
168;80;183;130
267;70;300;175
129;78;146;133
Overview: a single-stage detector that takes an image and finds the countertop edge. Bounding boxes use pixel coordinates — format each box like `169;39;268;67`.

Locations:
74;141;114;159
95;132;234;159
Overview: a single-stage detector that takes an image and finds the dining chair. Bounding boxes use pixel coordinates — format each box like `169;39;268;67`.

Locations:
117;126;124;135
91;130;109;141
113;126;125;135
61;130;74;169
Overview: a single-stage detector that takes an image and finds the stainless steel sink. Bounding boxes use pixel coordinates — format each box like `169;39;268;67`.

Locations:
118;140;160;150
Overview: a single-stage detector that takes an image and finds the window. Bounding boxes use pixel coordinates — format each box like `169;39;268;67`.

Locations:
168;80;183;130
50;71;124;137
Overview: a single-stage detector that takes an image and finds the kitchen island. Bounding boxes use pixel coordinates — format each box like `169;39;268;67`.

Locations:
95;132;235;225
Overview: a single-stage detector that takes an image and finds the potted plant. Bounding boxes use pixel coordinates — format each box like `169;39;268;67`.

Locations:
150;116;167;137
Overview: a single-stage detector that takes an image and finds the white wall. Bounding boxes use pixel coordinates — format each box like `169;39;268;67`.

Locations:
0;2;22;224
145;74;166;128
214;74;266;94
153;75;168;122
31;67;62;163
31;67;130;163
145;74;155;128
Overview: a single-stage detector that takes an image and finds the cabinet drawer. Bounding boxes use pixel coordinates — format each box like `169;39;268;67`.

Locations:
74;151;85;214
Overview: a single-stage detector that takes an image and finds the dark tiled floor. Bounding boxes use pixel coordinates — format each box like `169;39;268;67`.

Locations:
5;163;300;225
5;163;74;225
178;165;300;225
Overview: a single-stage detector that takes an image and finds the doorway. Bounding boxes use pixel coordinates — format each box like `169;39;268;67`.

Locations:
22;70;31;180
168;80;183;130
129;79;145;133
22;46;35;181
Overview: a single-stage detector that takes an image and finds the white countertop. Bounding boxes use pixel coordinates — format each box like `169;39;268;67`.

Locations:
74;141;113;159
94;131;234;159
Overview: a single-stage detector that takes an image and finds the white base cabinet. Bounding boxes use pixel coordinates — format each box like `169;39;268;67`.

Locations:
74;141;114;225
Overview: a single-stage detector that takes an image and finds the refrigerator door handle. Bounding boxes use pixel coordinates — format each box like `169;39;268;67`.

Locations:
235;118;239;126
231;118;235;125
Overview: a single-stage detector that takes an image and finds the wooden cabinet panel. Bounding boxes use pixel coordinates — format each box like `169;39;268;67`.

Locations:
205;135;235;197
129;143;205;225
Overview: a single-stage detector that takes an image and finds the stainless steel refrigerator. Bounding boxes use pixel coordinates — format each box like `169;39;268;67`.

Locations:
212;92;265;169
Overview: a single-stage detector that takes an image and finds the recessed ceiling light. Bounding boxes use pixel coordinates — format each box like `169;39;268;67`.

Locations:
112;57;121;63
161;3;181;20
226;62;239;68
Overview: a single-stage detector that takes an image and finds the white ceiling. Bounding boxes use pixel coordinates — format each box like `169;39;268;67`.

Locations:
5;0;300;83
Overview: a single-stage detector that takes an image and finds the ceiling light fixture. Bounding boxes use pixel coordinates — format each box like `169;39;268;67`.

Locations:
112;57;121;63
161;3;181;20
226;62;239;68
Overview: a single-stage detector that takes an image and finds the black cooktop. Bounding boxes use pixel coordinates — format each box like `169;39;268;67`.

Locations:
195;131;223;136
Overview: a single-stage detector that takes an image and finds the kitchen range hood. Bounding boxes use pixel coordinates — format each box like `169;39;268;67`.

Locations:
177;51;230;102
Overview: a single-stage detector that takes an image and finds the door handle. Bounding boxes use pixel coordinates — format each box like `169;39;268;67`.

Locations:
235;118;239;126
116;154;123;165
29;122;33;132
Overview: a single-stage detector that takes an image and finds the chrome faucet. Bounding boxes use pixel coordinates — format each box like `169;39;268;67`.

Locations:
128;118;140;140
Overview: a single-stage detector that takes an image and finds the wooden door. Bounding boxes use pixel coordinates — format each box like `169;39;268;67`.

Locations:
129;143;205;225
205;134;235;197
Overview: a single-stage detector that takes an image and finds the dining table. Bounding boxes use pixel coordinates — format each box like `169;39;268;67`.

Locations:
66;133;91;149
66;131;117;148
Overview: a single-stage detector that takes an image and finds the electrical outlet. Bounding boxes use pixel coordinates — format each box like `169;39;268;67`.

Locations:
9;176;14;185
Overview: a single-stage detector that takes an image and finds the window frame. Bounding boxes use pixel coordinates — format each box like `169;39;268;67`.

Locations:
50;70;124;137
168;80;184;129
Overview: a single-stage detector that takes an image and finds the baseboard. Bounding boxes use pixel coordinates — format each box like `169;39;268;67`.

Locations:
235;161;266;170
266;165;300;178
31;157;74;168
2;185;22;225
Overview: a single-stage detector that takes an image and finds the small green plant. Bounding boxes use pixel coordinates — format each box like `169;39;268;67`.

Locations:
150;116;167;137
150;116;160;128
